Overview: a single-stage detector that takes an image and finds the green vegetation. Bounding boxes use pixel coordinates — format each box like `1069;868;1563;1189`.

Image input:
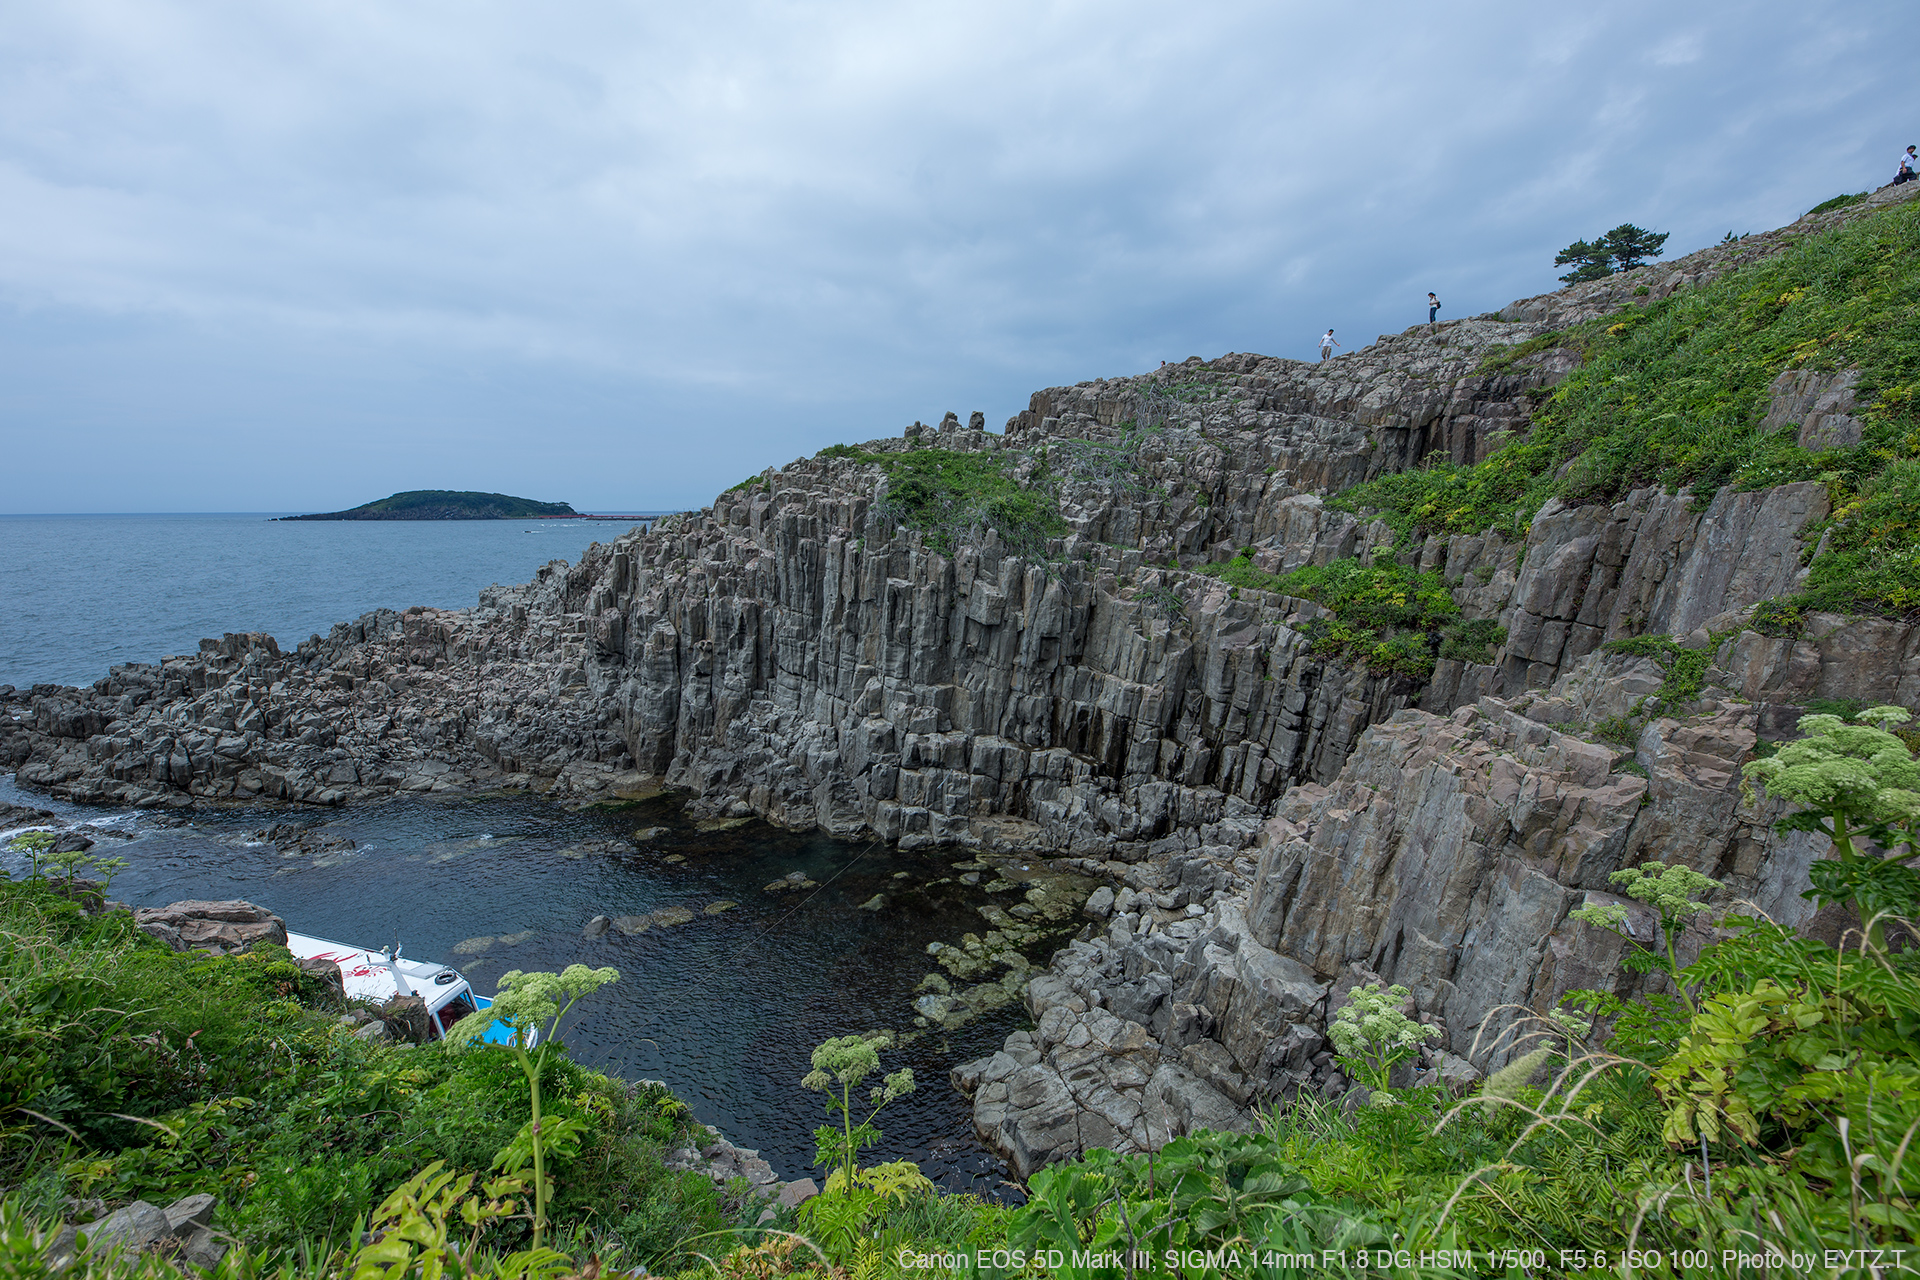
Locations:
445;964;621;1247
0;875;755;1275
1048;422;1163;495
1807;192;1869;217
278;491;578;522
813;446;1065;557
1743;704;1920;942
1553;223;1670;283
1600;634;1718;713
800;1033;915;1196
1327;984;1441;1096
1437;618;1507;664
1196;554;1465;677
1471;329;1570;376
1340;195;1920;620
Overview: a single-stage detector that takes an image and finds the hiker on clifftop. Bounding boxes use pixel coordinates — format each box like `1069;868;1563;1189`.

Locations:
1896;146;1918;186
1319;329;1341;361
1427;292;1442;326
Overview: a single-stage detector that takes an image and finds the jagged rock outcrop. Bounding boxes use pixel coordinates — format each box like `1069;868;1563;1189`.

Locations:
3;598;636;809
955;648;1826;1165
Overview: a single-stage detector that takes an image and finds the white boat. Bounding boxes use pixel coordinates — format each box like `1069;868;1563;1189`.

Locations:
287;932;523;1045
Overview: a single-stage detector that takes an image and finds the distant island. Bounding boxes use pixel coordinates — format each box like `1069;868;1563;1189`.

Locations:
278;490;580;521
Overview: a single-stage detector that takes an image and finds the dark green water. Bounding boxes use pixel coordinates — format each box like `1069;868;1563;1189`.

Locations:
0;780;1046;1195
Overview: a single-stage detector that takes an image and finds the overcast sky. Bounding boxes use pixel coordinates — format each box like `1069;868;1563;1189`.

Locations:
2;1;1913;514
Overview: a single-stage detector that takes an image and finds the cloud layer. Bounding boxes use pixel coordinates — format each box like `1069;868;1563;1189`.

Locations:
1;0;1912;512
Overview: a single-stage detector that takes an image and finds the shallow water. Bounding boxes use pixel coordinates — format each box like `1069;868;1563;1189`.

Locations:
0;779;1044;1196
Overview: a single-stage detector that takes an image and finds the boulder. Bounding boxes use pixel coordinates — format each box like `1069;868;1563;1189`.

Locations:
82;1199;171;1256
379;994;432;1044
132;901;288;954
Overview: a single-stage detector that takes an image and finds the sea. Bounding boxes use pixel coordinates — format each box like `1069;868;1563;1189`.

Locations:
0;512;1028;1193
0;512;664;691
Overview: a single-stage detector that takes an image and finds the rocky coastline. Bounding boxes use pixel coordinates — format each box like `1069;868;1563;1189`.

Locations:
8;179;1917;1183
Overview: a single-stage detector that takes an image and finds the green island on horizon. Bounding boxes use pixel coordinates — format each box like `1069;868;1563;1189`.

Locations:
276;489;580;521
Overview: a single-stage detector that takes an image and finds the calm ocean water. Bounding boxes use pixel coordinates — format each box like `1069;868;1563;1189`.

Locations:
0;512;662;690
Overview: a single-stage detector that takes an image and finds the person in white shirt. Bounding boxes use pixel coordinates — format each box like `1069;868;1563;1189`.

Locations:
1898;146;1919;185
1428;293;1442;326
1319;329;1341;361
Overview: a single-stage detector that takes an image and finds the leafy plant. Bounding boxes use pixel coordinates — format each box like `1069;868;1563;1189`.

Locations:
446;965;620;1248
338;1159;569;1280
1569;862;1721;1014
1742;705;1920;942
1328;984;1441;1097
800;1033;914;1196
11;832;54;880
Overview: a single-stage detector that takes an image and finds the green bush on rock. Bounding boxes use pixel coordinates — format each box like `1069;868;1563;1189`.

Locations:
1195;554;1464;678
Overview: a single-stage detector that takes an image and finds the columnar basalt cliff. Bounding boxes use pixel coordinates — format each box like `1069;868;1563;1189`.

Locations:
7;179;1917;1178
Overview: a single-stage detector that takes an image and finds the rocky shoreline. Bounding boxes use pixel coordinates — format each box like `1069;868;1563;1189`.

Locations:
8;178;1917;1181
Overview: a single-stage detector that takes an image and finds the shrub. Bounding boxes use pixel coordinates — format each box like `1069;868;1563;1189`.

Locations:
1194;554;1462;679
1327;983;1441;1095
1806;191;1869;216
1749;596;1806;637
1437;618;1507;664
1601;633;1718;711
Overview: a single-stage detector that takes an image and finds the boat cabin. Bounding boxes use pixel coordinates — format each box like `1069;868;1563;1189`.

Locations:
287;932;518;1044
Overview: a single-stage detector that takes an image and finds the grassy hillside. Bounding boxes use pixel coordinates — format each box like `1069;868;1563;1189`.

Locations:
279;490;578;521
1339;193;1920;620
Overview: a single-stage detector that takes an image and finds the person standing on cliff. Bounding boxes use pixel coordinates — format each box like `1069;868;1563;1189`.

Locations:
1428;292;1442;326
1319;329;1340;361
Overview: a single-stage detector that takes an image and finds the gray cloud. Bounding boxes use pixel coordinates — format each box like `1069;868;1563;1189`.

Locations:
1;0;1912;511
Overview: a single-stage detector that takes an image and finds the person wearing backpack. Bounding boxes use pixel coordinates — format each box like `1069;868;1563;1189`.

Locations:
1427;292;1442;326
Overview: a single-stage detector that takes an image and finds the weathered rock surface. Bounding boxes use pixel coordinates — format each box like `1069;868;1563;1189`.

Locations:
44;1193;228;1272
132;900;288;954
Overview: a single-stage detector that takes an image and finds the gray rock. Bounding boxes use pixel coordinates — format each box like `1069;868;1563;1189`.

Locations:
132;901;288;955
84;1200;171;1256
1762;368;1863;450
1437;1053;1484;1095
163;1194;215;1234
1083;886;1115;918
776;1178;819;1208
582;914;611;938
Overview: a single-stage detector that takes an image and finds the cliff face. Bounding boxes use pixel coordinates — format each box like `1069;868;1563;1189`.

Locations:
8;179;1917;1177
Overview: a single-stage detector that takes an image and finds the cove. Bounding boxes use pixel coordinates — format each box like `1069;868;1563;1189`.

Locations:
0;778;1062;1197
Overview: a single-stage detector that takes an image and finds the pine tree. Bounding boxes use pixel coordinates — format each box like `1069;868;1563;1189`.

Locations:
1553;237;1613;284
1598;223;1669;271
